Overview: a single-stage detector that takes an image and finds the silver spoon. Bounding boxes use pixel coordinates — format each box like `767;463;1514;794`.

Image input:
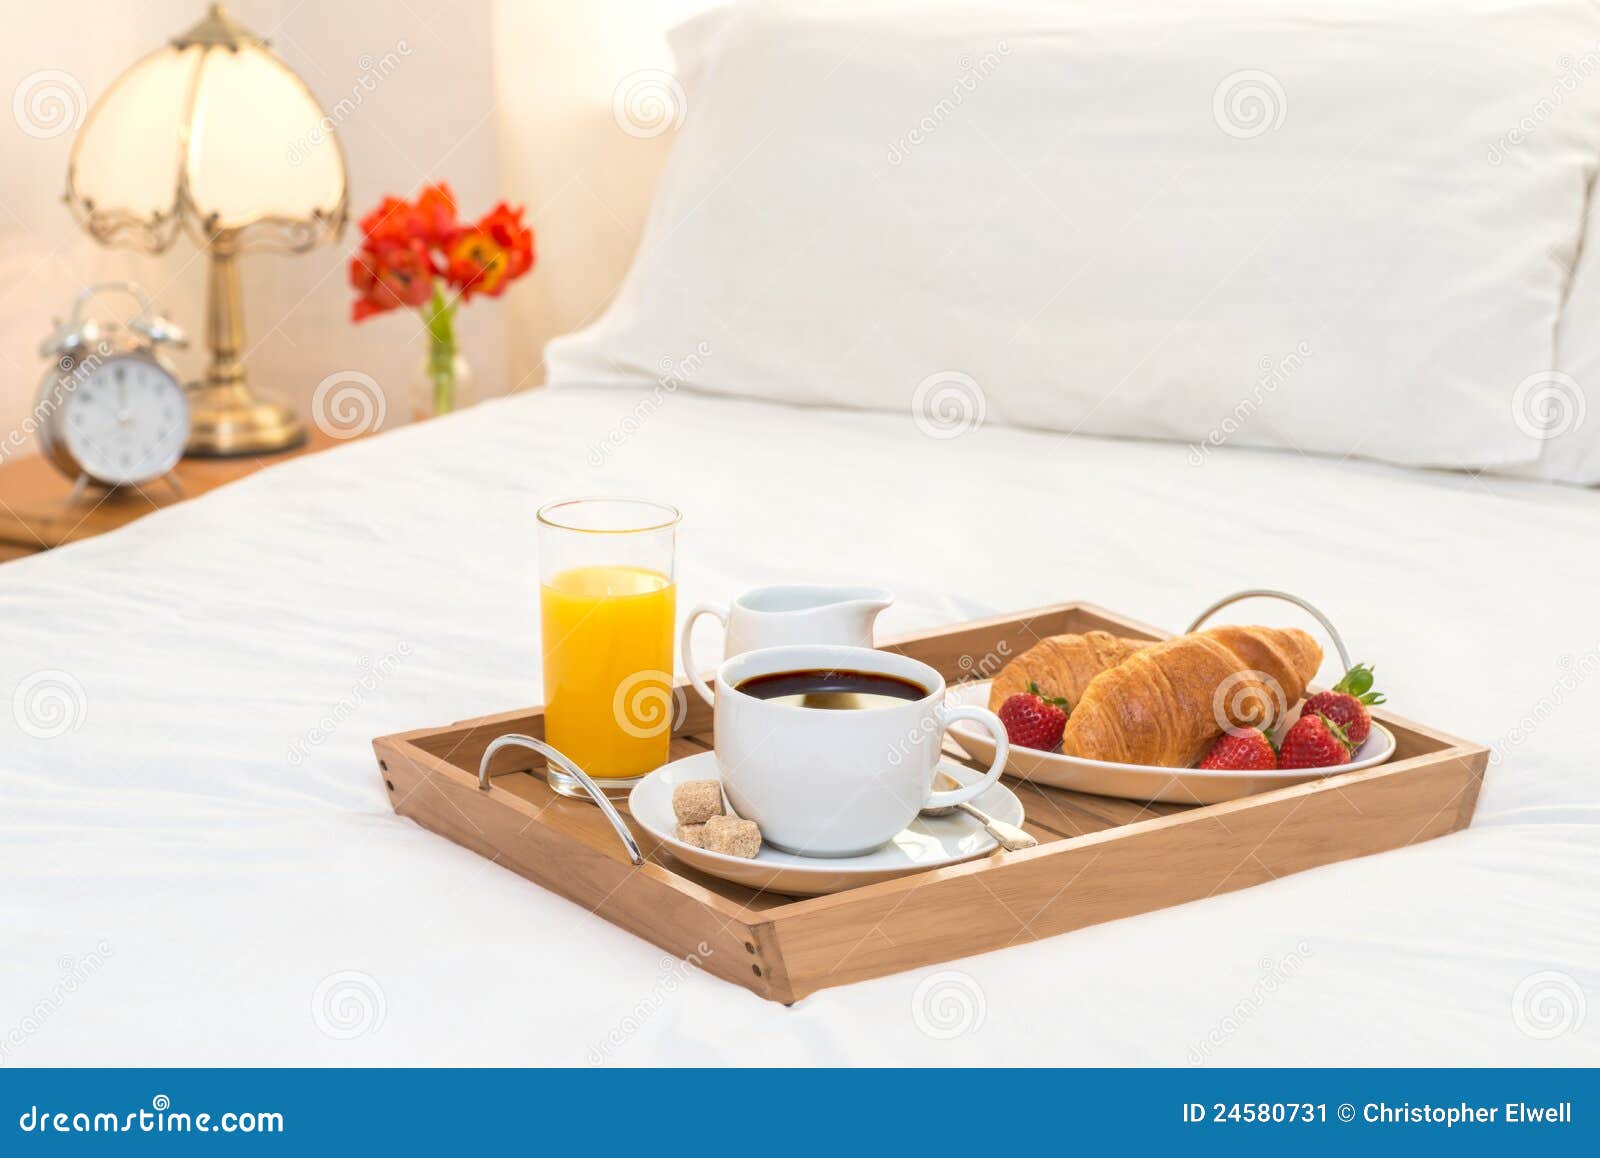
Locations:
921;770;1037;851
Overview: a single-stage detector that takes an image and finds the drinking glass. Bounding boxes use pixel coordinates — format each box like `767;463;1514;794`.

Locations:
537;498;680;797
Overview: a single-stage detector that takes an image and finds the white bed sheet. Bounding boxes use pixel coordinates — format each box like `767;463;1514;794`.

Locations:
2;385;1596;1066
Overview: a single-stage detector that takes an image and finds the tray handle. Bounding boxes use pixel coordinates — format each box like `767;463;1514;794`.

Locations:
1186;588;1352;674
478;734;644;866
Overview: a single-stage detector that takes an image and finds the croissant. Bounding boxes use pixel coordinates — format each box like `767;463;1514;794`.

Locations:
1061;626;1323;767
987;630;1151;712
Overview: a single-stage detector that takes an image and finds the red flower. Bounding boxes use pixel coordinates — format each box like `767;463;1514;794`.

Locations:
358;196;419;247
481;203;535;280
445;203;535;299
349;186;533;321
349;238;436;321
412;183;458;247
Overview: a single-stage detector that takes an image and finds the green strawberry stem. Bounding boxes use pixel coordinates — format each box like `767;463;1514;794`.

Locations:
1315;712;1356;752
1025;680;1071;710
1333;662;1387;705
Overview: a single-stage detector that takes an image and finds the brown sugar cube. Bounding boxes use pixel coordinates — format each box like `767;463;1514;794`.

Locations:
675;823;706;848
703;814;761;859
672;779;724;825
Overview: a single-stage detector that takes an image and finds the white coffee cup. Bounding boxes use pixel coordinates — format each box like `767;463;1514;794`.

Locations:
683;584;893;708
712;644;1010;857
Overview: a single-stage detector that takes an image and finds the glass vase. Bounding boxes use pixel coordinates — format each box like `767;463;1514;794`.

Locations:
410;284;474;421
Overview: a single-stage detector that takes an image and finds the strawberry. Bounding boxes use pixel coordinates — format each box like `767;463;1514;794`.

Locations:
1302;663;1385;746
1198;727;1277;771
1278;712;1355;770
997;681;1070;751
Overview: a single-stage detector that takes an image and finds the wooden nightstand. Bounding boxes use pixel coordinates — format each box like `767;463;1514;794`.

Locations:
0;427;354;562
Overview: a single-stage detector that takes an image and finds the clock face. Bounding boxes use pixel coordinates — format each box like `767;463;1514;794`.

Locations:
62;356;189;485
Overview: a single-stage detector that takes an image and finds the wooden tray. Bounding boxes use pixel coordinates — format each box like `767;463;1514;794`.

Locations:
372;602;1488;1004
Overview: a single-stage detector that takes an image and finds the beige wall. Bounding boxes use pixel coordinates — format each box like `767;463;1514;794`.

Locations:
494;0;711;390
0;0;701;449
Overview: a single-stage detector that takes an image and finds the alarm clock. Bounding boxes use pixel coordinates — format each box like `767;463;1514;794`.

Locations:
36;282;190;499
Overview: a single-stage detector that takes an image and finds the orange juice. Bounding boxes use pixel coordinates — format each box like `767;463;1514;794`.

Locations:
540;563;676;780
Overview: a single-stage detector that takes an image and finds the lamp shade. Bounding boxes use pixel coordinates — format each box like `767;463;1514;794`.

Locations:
66;4;346;254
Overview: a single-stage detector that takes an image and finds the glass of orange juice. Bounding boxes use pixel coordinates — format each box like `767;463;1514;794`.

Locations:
537;498;680;796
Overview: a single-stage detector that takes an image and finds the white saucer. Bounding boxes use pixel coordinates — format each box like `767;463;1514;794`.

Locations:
627;751;1027;897
945;680;1397;806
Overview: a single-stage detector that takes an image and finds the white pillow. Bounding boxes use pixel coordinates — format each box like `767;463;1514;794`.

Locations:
1538;193;1600;484
547;0;1600;477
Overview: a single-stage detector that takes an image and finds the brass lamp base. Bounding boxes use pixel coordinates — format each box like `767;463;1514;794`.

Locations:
185;384;306;457
183;239;307;458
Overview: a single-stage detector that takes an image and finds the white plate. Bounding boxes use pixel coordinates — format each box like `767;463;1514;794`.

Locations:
627;751;1027;897
945;680;1397;805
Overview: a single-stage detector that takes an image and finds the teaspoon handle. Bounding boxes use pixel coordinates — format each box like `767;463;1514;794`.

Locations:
959;802;1037;851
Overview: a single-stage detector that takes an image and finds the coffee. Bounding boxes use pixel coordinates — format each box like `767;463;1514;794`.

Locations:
735;667;927;711
713;644;1010;856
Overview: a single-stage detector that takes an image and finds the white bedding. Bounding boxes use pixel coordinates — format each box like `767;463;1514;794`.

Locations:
553;0;1600;480
2;385;1596;1065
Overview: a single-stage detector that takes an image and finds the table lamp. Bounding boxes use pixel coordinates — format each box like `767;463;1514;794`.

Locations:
64;4;348;455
